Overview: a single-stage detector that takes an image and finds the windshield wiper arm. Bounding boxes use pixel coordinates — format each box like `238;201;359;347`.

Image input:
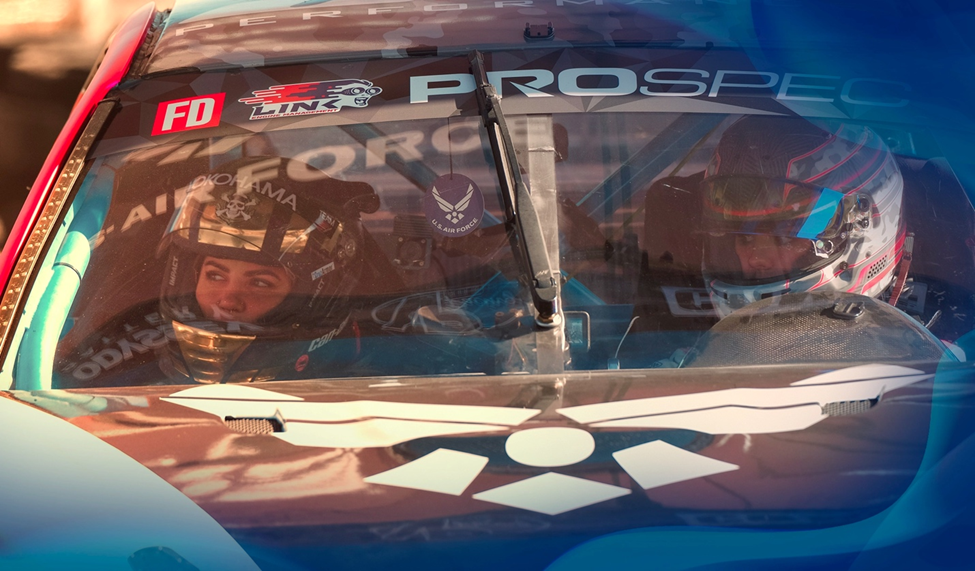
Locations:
469;50;561;327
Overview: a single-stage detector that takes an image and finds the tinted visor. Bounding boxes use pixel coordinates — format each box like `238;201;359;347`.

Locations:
164;186;346;263
705;234;841;285
701;176;848;240
701;176;849;285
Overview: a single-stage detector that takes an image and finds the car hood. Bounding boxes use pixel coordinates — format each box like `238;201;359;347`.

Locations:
5;360;973;569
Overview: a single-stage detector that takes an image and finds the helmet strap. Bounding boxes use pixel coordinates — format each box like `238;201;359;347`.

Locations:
888;232;915;306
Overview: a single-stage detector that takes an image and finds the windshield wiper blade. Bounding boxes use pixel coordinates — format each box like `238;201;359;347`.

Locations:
468;50;561;327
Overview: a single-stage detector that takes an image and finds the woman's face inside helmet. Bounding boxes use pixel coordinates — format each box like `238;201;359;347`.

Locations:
733;234;814;281
701;117;904;314
160;156;376;335
701;173;849;285
196;256;294;323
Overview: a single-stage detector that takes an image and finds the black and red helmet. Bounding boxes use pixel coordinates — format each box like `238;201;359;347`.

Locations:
159;155;378;382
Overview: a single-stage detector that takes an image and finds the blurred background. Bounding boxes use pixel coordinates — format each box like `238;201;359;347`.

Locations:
0;0;173;246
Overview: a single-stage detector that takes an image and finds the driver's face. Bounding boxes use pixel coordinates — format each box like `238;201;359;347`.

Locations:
196;256;293;323
734;234;811;280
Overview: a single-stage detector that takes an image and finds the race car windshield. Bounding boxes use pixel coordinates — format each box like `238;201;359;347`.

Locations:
4;50;974;390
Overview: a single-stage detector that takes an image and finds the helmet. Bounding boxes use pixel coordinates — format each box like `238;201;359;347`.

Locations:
701;116;905;317
159;156;378;383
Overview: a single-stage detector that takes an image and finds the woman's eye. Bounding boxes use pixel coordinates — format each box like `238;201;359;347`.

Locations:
251;279;274;289
206;272;226;282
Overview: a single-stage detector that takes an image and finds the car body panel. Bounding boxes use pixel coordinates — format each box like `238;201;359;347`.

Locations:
4;362;948;562
0;393;260;571
9;360;968;569
150;0;729;74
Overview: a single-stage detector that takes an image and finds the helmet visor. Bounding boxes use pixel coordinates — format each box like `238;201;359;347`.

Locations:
704;233;842;285
701;176;848;241
167;189;320;257
701;176;850;285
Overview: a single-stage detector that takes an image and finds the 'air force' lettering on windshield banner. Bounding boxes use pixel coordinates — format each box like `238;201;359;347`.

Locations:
239;79;382;120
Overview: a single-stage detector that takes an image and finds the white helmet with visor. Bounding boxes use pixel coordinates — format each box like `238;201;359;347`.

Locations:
701;116;905;316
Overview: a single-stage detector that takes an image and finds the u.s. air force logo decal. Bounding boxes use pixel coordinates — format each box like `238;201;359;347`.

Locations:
239;79;382;120
162;364;930;516
424;174;484;237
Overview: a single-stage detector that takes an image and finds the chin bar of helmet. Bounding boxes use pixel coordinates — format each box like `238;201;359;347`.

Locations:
171;321;259;384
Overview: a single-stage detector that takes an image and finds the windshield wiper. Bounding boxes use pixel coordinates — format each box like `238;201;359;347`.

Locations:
469;50;561;327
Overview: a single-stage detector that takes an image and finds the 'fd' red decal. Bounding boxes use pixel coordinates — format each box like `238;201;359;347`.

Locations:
152;93;225;136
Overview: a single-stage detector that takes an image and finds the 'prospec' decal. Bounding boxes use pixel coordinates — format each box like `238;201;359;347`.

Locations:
409;68;910;108
239;79;382;120
152;93;226;136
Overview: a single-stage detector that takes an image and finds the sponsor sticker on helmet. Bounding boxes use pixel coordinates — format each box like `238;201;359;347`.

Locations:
311;262;335;281
216;191;260;224
152;93;226;136
239;79;382;120
423;174;484;237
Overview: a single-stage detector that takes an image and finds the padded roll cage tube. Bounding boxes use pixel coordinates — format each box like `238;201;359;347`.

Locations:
469;51;561;327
